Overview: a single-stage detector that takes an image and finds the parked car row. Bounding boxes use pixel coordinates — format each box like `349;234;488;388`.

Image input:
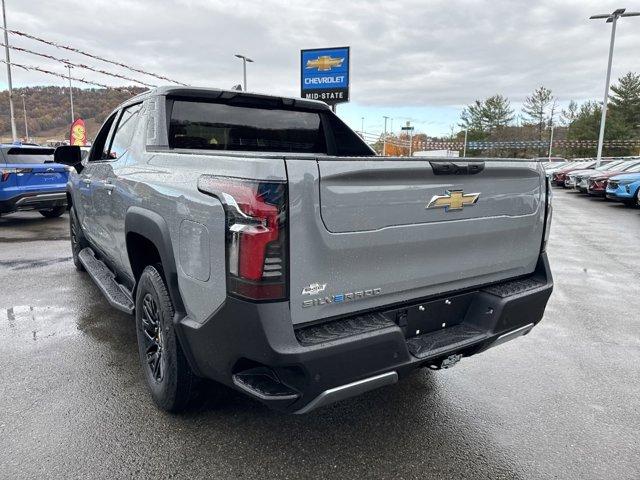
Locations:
546;156;640;207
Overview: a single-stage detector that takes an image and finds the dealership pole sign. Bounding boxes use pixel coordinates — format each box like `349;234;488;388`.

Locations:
300;47;350;106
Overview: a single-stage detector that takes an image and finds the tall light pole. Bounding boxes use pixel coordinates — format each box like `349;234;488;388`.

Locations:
590;8;639;166
548;123;554;161
361;116;364;135
382;116;389;156
234;54;253;92
20;92;27;140
1;0;17;142
463;128;468;158
66;64;74;123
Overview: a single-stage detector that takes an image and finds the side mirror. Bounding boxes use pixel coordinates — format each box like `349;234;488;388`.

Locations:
54;145;82;167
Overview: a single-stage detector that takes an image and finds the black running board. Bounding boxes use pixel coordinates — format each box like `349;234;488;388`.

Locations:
78;247;135;314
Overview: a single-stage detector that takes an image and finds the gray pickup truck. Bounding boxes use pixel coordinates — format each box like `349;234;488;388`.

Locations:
54;86;553;414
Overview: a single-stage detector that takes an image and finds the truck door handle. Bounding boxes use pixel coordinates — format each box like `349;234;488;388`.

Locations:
104;183;115;194
429;161;485;175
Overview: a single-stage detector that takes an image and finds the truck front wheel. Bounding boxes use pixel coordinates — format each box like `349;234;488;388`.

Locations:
135;265;196;412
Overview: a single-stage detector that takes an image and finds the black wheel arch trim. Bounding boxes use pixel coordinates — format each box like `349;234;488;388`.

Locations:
124;206;185;314
124;206;205;376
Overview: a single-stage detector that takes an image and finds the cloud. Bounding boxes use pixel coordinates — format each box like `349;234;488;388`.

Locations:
3;0;638;112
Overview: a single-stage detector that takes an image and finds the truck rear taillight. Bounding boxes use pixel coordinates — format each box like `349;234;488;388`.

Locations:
1;167;32;182
198;175;288;301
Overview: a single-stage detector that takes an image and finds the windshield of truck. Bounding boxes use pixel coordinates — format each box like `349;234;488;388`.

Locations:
3;147;55;164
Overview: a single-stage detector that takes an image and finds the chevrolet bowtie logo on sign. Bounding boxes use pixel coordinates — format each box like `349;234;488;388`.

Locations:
306;55;344;71
301;47;350;106
426;190;480;211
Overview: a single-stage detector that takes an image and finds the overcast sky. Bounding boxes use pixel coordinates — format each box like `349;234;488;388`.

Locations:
2;0;639;135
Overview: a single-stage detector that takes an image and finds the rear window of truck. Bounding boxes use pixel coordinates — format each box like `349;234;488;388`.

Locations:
167;99;373;156
3;147;55;164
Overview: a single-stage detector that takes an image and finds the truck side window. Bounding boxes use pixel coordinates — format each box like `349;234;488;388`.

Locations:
168;99;327;153
107;103;143;159
88;112;118;162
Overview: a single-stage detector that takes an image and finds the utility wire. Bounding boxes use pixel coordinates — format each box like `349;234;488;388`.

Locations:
1;26;187;85
0;42;156;87
0;59;136;91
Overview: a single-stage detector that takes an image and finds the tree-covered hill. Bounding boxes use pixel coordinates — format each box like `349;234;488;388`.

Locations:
0;85;147;142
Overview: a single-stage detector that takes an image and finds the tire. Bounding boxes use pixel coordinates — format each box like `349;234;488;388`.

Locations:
39;206;66;218
135;265;195;412
70;208;88;271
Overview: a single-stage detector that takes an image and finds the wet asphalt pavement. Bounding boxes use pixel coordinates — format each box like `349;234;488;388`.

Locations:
1;190;639;479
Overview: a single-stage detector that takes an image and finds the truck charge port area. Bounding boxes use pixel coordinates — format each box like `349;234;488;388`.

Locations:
1;189;638;479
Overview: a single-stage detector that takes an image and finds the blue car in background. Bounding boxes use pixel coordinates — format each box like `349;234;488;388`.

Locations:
0;143;70;218
606;171;640;207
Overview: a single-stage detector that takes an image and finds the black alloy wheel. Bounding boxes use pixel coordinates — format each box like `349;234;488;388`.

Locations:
140;293;165;383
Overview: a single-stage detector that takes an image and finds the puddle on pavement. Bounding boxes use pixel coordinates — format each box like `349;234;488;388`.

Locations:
0;303;136;354
0;305;80;349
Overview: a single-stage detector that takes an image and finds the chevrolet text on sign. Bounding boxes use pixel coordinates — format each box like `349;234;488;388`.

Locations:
300;46;350;105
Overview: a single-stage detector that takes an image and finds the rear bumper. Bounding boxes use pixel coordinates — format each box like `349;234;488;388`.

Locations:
178;253;553;414
0;191;67;213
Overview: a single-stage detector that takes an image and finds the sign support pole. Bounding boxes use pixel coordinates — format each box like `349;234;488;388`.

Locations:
2;0;17;142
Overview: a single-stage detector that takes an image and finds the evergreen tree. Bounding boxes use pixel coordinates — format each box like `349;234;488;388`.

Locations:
522;86;554;139
459;95;513;133
561;100;579;126
609;72;640;135
482;95;514;132
459;100;485;132
567;100;631;156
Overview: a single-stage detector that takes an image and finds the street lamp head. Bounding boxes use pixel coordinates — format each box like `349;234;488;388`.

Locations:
590;8;634;21
235;54;254;62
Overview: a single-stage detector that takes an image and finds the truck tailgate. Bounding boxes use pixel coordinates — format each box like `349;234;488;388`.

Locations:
286;158;545;325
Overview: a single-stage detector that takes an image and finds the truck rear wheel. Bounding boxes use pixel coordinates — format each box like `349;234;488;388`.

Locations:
39;206;66;218
135;265;196;412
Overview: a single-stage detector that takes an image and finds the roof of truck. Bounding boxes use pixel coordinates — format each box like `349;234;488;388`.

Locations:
128;86;332;111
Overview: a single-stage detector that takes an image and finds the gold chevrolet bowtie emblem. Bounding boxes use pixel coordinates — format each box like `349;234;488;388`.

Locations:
306;55;344;71
426;190;480;211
